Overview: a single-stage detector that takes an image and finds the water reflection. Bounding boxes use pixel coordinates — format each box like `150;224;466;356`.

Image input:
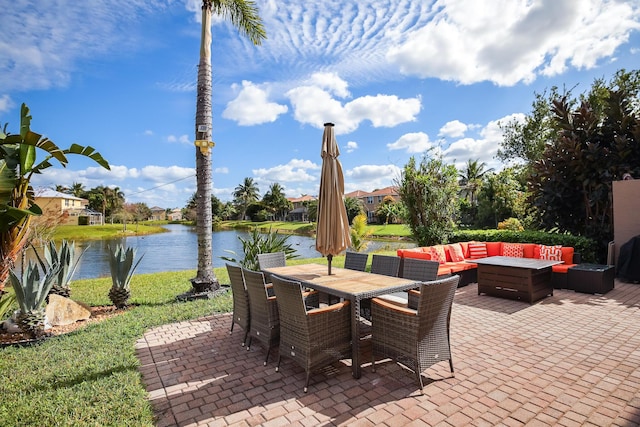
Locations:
24;224;414;280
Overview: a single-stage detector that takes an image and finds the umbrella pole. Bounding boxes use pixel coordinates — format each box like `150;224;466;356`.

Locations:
327;254;333;275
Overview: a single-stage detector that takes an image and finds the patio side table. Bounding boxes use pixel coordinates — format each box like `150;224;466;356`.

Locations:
567;264;615;294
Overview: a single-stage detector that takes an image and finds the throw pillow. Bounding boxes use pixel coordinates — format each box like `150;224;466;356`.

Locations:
468;242;488;259
502;243;524;258
448;243;465;262
428;245;448;264
539;244;563;261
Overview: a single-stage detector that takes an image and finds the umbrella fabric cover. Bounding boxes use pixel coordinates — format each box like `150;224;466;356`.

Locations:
316;123;351;274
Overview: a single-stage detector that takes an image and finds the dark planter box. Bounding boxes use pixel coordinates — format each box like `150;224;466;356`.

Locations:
567;264;615;295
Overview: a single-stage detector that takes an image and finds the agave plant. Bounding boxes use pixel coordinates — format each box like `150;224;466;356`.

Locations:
9;260;61;338
108;244;143;309
220;226;298;271
32;240;88;298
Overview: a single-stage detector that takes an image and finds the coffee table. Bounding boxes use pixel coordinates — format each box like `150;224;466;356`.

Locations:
474;256;563;304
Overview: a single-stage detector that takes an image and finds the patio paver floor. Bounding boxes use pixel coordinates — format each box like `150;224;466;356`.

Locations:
136;279;640;426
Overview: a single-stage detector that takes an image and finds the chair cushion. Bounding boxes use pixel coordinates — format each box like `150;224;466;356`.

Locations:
540;244;563;261
502;243;524;258
468;242;488;259
552;264;575;273
448;243;465;262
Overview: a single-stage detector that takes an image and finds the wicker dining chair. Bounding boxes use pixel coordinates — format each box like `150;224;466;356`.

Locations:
242;268;280;365
370;254;401;277
402;258;441;309
270;274;352;393
371;275;459;392
344;251;369;271
226;263;250;347
257;251;286;283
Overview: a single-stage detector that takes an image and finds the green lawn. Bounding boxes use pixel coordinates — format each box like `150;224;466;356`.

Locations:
53;223;168;241
0;252;401;426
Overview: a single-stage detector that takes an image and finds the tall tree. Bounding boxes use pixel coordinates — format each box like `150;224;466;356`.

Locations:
458;159;493;206
233;177;260;220
192;0;266;291
396;154;459;246
262;182;291;220
344;196;364;224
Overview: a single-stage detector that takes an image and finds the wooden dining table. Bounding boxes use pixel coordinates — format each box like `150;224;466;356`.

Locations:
263;263;420;379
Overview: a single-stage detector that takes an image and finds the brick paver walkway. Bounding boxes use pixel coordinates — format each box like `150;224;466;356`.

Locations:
136;280;640;426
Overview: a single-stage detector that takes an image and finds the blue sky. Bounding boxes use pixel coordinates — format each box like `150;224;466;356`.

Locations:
2;0;639;209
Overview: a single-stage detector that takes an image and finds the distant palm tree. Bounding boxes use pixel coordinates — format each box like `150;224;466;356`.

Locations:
459;159;493;206
233;177;260;220
263;182;290;220
70;182;85;197
192;0;265;291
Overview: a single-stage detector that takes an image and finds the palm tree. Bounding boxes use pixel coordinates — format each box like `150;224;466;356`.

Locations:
263;182;290;220
458;159;494;206
233;177;260;220
192;0;265;292
70;182;85;197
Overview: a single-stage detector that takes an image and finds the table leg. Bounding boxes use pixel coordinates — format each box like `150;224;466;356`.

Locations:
351;296;361;379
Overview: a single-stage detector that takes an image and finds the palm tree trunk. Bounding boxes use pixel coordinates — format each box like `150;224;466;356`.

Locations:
191;1;219;292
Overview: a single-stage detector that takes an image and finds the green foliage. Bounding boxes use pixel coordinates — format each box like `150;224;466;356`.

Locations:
0;288;16;320
531;78;640;262
0;103;109;292
498;218;524;231
374;195;401;225
344;196;364;223
220;227;298;270
33;240;88;296
476;167;528;228
108;244;143;308
397;154;459;246
10;260;60;314
450;229;597;262
350;213;372;252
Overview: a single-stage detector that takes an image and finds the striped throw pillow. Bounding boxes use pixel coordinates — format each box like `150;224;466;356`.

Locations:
539;244;562;261
468;242;488;259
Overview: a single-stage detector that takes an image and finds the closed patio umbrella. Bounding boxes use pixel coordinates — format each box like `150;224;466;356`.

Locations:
316;122;351;275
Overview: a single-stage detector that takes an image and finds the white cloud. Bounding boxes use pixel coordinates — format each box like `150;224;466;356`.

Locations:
439;120;468;138
442;113;526;171
0;95;13;112
386;0;640;86
167;134;190;144
214;167;229;174
286;79;421;134
143;130;153;136
345;141;358;153
387;132;433;154
344;164;402;192
252;158;320;184
223;81;288;126
310;72;351;98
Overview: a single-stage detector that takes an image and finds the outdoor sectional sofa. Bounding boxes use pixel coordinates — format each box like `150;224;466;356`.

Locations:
397;241;580;288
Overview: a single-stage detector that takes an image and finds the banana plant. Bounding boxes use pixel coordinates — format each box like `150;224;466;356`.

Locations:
0;103;110;293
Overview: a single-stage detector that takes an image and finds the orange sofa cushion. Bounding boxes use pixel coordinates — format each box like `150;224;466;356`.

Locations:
522;243;537;258
448;243;465;262
485;241;502;257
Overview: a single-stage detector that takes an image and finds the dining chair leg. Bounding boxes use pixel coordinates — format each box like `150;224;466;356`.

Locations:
304;373;311;393
230;322;234;333
275;355;282;372
449;358;454;373
242;331;248;347
264;347;271;365
246;336;252;351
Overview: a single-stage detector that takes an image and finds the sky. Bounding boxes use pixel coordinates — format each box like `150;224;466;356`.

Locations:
2;0;639;209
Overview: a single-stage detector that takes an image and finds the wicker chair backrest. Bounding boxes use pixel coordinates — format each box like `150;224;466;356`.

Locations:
344;251;368;271
371;254;401;277
401;258;439;282
257;252;286;270
270;275;309;335
416;275;459;338
243;268;278;328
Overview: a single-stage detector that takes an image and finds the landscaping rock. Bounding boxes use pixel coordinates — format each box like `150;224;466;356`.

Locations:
45;295;91;326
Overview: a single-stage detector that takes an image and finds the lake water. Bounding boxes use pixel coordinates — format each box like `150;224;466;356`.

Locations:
30;224;415;280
